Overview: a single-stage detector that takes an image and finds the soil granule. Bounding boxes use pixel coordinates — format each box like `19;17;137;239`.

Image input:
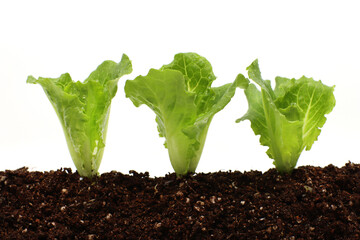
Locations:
1;163;360;239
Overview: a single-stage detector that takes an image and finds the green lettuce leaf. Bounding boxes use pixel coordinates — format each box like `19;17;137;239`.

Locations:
237;59;335;173
27;54;132;178
125;53;242;176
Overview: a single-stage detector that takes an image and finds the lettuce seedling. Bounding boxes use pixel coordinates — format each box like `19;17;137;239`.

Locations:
27;54;132;178
236;59;335;173
125;53;244;176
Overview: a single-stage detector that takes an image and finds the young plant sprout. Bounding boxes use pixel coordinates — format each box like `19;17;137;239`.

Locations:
27;54;132;178
236;59;335;173
125;53;244;176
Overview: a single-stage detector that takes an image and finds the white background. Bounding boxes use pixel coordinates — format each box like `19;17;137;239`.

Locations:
1;1;359;176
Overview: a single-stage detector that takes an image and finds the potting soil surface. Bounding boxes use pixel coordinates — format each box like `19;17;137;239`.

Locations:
1;163;360;239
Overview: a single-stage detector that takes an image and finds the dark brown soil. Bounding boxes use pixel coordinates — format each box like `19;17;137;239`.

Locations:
1;163;360;240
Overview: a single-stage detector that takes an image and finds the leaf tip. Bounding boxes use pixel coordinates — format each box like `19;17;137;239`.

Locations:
235;73;249;89
247;59;259;70
235;115;247;123
120;53;133;74
26;75;37;84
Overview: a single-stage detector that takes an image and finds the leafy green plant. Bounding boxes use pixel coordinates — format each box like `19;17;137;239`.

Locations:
236;59;335;173
27;54;132;178
125;53;244;176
